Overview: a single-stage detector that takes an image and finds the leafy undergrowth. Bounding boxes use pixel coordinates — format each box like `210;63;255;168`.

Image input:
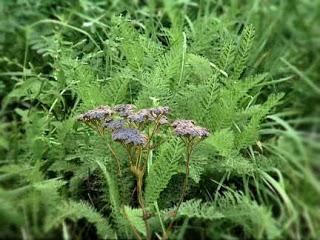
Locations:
0;1;319;239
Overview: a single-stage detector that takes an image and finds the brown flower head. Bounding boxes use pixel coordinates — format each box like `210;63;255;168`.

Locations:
78;106;114;123
127;109;153;123
159;116;169;125
149;106;170;117
127;106;170;124
104;119;125;131
112;128;148;146
172;120;209;138
113;104;136;117
171;120;195;128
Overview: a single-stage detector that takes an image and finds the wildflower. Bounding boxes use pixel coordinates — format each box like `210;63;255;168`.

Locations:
104;119;125;131
149;106;170;117
113;104;136;117
128;106;170;123
112;128;148;146
128;109;153;123
172;120;209;138
78;106;114;123
171;120;195;128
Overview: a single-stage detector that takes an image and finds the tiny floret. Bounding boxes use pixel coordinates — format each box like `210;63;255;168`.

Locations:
172;120;209;138
113;104;136;117
112;128;148;146
78;106;113;122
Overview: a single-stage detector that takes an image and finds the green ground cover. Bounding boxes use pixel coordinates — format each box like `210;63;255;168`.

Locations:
0;1;319;239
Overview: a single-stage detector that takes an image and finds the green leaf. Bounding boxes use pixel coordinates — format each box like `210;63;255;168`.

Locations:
145;138;183;207
206;128;235;157
124;206;146;237
45;201;115;239
176;199;224;220
96;160;130;236
233;24;255;79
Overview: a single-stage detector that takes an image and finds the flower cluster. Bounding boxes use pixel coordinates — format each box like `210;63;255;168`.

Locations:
127;106;169;124
113;104;136;117
149;106;170;116
172;119;209;138
104;119;125;131
78;104;171;146
127;109;152;123
78;105;209;146
78;106;113;123
112;128;148;146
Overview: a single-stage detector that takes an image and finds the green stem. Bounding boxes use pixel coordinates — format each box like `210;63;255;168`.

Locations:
137;173;145;208
136;171;151;240
163;140;194;239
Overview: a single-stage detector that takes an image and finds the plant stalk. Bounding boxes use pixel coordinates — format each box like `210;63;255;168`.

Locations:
163;140;194;239
136;171;151;240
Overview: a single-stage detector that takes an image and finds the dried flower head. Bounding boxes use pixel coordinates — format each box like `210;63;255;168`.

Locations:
127;109;153;123
113;104;136;117
112;128;148;146
78;106;113;123
128;106;170;124
149;106;170;117
159;116;169;125
171;120;195;128
172;120;209;138
104;119;125;131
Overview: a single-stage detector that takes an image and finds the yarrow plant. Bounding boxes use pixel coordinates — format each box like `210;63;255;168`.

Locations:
78;104;209;239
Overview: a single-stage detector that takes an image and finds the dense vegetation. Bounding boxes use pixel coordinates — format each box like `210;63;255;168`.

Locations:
0;0;319;239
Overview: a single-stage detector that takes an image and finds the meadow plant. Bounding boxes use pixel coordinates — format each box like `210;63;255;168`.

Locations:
78;104;209;239
1;1;319;239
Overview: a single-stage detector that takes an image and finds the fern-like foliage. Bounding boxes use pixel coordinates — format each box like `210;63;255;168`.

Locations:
145;137;184;207
206;128;236;157
123;206;146;237
0;162;113;239
235;93;285;150
233;25;255;79
96;160;131;237
176;199;224;220
173;191;280;239
217;34;236;74
45;200;115;239
188;148;208;184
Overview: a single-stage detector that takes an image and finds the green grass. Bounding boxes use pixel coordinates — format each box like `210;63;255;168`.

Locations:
0;0;319;239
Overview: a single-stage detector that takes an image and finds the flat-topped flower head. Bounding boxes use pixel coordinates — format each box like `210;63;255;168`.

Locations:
113;104;136;117
78;106;114;123
128;106;170;124
172;120;209;138
172;120;195;128
149;106;170;117
112;128;148;146
128;109;153;123
104;119;125;131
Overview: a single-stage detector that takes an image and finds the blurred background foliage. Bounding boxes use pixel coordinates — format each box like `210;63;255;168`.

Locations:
0;0;319;239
